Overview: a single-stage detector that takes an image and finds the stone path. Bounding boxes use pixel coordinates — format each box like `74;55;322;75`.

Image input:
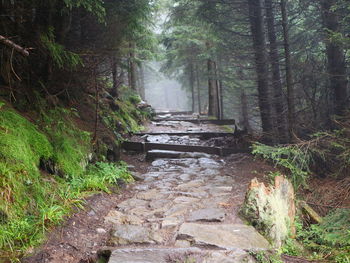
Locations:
105;117;270;262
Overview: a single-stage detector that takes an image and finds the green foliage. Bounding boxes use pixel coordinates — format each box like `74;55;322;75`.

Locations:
63;0;106;22
298;209;350;262
0;104;132;260
252;143;313;188
39;107;91;178
40;27;82;69
248;251;283;263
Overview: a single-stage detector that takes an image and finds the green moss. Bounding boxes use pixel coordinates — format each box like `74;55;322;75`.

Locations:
40;108;91;177
0;103;132;260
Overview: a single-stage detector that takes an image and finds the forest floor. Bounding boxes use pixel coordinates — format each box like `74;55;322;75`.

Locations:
22;115;312;263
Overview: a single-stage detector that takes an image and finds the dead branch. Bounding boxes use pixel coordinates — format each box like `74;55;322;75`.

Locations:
0;35;29;57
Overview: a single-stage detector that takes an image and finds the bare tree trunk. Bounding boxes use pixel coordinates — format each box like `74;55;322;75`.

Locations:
247;0;275;142
280;0;296;140
196;64;202;114
321;0;348;116
128;42;137;91
188;60;195;113
265;0;288;143
139;63;146;100
241;89;252;133
207;57;219;118
111;55;118;98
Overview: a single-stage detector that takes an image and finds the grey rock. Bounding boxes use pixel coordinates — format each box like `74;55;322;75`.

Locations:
177;223;270;250
110;225;163;245
109;248;202;263
117;199;148;211
187;208;226;222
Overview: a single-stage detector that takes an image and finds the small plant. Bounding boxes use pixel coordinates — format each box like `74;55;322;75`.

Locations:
252;143;313;188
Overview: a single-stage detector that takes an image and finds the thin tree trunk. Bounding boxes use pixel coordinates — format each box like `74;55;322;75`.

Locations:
265;0;288;143
241;89;252;134
321;0;348;116
128;42;137;91
188;61;195;113
139;63;146;100
207;57;219;118
196;64;202;114
280;0;296;140
111;55;118;98
247;0;275;142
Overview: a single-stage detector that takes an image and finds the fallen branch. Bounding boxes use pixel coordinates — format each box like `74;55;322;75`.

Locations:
0;35;29;56
300;201;323;224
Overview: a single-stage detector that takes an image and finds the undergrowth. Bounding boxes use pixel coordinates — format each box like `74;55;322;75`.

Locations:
253;119;350;262
0;102;133;261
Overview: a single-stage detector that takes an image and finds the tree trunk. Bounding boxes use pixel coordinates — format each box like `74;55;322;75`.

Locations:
196;64;202;114
207;57;219;118
321;0;348;116
247;0;275;141
111;55;118;98
139;63;146;100
241;89;253;134
265;0;288;143
128;42;137;91
188;61;195;113
280;0;296;140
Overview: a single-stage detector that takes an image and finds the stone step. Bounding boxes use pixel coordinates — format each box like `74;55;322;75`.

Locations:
177;223;270;250
146;150;212;160
108;247;257;263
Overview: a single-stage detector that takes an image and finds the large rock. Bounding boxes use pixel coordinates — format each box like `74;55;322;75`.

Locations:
187;208;226;222
109;248;200;263
241;176;296;248
177;223;270;249
108;248;254;263
110;225;163;245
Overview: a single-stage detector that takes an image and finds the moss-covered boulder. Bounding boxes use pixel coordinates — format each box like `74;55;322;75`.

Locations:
241;176;296;248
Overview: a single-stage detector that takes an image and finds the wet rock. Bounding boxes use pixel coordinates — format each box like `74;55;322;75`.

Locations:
179;174;192;181
131;171;144;181
175;240;191;248
241;176;296;248
198;158;221;169
173;196;199;204
175;180;205;191
110;225;163;245
165;204;190;217
152;159;169;167
109;248;202;263
202;250;256;263
105;210;143;225
147;150;182;160
117;199;148;211
161;217;182;229
187;208;226;222
136;189;163;201
181;152;212;159
96;228;107;234
177;223;270;250
146;134;171;144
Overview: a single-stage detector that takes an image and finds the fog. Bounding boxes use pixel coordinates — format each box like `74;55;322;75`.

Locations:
144;62;190;112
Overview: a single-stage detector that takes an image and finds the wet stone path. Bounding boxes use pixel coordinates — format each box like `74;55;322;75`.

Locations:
104;117;270;263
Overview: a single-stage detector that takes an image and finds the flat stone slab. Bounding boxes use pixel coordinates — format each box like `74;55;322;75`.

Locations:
187;208;226;222
110;225;163;245
108;248;254;263
109;248;202;263
177;223;270;250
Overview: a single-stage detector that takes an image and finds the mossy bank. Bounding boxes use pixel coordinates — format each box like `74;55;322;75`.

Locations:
0;95;148;261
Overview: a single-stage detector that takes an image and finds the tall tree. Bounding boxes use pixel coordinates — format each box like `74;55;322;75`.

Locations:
247;0;275;141
321;0;348;116
265;0;288;143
